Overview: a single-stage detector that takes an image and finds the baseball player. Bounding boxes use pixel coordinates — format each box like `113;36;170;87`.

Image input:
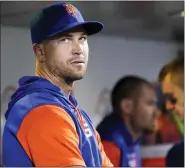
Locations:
2;2;113;167
97;75;158;167
165;56;184;167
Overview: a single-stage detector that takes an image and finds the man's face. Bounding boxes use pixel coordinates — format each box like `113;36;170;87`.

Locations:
161;73;173;95
131;86;158;133
37;27;89;82
162;72;184;121
172;84;184;122
161;73;175;111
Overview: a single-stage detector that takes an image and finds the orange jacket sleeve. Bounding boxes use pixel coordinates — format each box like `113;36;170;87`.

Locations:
101;140;121;167
95;131;114;167
17;105;86;167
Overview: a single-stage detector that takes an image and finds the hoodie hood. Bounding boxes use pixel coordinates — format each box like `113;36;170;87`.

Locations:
5;76;78;119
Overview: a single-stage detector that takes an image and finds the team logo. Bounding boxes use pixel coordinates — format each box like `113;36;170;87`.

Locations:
63;4;77;17
128;153;137;167
83;119;93;138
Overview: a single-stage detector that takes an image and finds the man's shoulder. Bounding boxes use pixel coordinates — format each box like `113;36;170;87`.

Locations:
97;113;122;135
168;141;184;154
24;104;74;124
97;121;125;147
25;91;61;104
18;93;77;125
11;91;62;114
166;141;184;167
6;91;65;126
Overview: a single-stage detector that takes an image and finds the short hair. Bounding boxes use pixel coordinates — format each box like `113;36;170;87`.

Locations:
111;75;153;113
171;56;184;89
158;55;184;84
158;62;174;82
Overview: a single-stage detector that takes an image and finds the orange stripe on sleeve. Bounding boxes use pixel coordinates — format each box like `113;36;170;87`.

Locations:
17;105;86;167
95;131;114;167
101;140;121;167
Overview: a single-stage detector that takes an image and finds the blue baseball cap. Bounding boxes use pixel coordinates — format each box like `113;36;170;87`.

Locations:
30;2;104;44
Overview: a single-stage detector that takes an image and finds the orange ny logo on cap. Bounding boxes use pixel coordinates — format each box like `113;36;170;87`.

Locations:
63;4;77;17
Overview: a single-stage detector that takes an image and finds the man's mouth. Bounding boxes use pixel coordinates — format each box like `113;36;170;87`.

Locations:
71;60;85;64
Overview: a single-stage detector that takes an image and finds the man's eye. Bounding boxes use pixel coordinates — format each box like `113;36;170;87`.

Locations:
60;38;70;43
79;36;87;41
164;93;177;104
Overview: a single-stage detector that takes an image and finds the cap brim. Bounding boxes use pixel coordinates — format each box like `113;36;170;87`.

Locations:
47;21;104;39
79;21;104;35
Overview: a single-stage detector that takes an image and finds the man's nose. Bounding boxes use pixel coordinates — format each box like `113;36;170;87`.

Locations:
72;41;83;55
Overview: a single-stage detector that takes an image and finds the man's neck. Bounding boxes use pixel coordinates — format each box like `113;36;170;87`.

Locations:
123;116;143;142
35;69;73;97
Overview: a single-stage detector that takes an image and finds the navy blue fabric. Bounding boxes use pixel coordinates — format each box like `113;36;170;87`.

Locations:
166;141;184;167
30;2;103;44
97;113;141;167
155;84;166;113
3;76;103;167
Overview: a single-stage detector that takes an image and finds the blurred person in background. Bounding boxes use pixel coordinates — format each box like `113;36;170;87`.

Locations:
141;83;166;145
170;56;184;122
166;56;184;167
159;56;184;123
158;60;174;95
97;75;159;167
2;2;113;167
156;59;183;143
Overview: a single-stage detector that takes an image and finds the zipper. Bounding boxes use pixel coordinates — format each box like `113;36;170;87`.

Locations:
70;103;85;130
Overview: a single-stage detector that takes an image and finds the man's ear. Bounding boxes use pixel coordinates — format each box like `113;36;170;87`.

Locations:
120;99;133;114
33;43;45;63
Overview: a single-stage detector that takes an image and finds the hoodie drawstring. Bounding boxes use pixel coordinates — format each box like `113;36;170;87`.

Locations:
70;103;85;130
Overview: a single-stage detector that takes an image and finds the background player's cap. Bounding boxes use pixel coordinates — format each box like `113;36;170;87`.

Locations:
30;2;104;44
